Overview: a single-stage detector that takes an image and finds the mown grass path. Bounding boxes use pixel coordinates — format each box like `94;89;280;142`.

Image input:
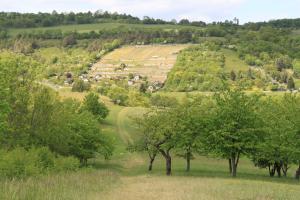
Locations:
116;107;134;145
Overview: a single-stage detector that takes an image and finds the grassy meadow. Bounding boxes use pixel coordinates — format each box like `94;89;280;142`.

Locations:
1;90;300;200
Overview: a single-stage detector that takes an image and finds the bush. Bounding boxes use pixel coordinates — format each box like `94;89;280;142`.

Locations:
107;86;128;105
150;94;178;108
53;156;80;172
127;91;150;107
62;35;77;47
72;80;91;92
0;147;80;179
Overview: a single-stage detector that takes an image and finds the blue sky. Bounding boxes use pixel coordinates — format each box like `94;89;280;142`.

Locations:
1;0;300;24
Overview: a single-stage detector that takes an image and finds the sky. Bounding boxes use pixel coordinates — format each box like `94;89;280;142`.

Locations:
1;0;300;24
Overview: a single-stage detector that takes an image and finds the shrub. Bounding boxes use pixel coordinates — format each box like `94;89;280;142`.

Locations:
127;91;150;107
0;147;80;179
150;94;178;108
62;35;77;47
107;86;128;105
72;80;91;92
53;156;80;172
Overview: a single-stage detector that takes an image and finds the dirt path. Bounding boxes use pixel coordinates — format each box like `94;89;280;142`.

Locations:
116;107;134;145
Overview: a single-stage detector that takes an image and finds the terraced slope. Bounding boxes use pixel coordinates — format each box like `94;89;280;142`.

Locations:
90;45;190;82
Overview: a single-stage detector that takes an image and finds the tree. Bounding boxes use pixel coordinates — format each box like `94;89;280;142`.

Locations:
275;55;293;71
205;88;264;177
173;96;212;172
230;70;236;81
128;132;158;171
287;77;295;90
150;94;178;108
107;86;128;105
72;80;91;92
0;54;36;148
68;110;113;165
62;34;77;47
81;93;109;121
138;110;177;175
252;95;300;177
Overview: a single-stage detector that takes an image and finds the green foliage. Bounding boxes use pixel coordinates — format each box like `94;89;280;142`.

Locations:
293;60;300;78
275;55;293;71
150;94;178;108
0;147;79;179
72;80;91;92
204;88;264;176
287;77;296;90
165;44;226;92
107;86;128;105
62;34;77;47
0;56;114;177
252;95;300;177
81;92;109;120
127;90;150;107
230;70;236;81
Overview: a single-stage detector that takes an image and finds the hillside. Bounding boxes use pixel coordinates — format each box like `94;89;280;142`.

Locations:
90;44;190;82
2;10;300;200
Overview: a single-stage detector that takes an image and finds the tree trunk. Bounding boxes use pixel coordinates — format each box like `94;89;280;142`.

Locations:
282;163;288;177
186;151;191;172
231;158;237;177
275;162;282;178
148;157;155;171
230;152;240;177
269;164;275;177
166;155;172;176
295;162;300;180
80;158;88;166
147;151;157;171
159;149;172;176
228;159;232;174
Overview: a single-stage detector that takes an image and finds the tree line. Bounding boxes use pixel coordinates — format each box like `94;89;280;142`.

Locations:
131;88;300;178
0;11;208;29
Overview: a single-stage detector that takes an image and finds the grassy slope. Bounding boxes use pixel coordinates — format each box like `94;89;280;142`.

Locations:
8;23;203;36
1;91;300;199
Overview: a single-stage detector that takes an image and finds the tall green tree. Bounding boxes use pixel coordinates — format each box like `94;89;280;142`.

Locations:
206;88;264;177
173;96;212;172
252;95;297;177
138;110;177;175
81;92;109;121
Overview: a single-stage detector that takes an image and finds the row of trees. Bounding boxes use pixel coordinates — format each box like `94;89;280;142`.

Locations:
132;88;300;178
12;27;222;43
0;11;209;29
0;54;113;168
0;11;140;28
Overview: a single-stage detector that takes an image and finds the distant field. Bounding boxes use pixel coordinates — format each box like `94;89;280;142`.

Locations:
90;44;191;82
8;22;203;36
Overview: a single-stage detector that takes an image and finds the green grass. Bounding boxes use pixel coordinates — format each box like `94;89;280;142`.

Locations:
222;49;249;72
1;90;300;200
0;170;120;200
294;78;300;89
8;22;203;36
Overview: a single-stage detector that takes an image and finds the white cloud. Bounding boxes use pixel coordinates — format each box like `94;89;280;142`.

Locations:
0;0;247;22
86;0;245;21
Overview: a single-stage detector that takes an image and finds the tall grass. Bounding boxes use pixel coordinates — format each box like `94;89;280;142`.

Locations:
0;170;119;200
